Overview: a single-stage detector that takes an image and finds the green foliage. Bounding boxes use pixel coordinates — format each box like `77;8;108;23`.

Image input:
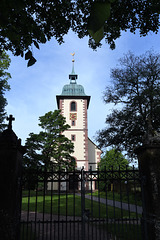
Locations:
98;149;129;191
0;0;75;66
98;149;129;171
88;1;112;43
1;1;160;64
96;50;160;158
24;110;75;171
88;0;160;49
0;51;11;131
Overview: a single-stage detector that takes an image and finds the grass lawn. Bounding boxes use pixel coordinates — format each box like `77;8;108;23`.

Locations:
22;193;140;219
21;192;142;240
88;190;142;206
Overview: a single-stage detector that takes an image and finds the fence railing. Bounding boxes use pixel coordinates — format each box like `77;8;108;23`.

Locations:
20;167;144;240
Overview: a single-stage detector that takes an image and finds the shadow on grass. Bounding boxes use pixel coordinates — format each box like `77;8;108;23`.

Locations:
22;194;140;219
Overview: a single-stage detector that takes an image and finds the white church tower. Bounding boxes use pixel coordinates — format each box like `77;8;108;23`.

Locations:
56;54;101;171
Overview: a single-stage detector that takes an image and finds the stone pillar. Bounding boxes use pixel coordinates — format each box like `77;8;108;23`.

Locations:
135;143;160;240
0;121;25;240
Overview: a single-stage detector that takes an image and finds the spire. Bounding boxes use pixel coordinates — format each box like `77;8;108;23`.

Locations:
69;52;78;83
71;52;75;74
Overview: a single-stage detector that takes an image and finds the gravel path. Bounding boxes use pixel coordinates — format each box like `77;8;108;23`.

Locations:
77;194;142;214
21;211;114;240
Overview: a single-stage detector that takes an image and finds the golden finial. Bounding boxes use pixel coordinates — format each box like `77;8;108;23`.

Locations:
71;52;75;62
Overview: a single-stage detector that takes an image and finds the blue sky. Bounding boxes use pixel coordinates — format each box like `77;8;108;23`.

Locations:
5;29;160;146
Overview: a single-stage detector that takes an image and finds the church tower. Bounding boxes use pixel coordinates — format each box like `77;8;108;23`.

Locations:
56;54;102;172
56;54;90;170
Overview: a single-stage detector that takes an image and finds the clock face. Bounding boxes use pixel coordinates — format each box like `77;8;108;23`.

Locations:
70;113;77;120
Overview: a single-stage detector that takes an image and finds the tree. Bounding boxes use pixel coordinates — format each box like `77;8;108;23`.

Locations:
24;110;75;171
96;50;160;158
88;0;160;49
98;149;129;171
1;1;160;66
0;0;91;66
98;149;129;191
0;51;11;131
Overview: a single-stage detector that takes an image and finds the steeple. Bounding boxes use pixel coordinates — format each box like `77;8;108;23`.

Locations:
56;53;91;109
69;52;78;83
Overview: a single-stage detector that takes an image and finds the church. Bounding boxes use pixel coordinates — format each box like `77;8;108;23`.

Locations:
56;55;102;171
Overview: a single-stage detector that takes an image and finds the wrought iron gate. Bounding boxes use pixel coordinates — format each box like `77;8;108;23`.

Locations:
20;167;145;240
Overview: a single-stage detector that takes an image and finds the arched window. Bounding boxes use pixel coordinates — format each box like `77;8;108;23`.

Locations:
70;101;77;111
72;120;75;126
71;134;76;141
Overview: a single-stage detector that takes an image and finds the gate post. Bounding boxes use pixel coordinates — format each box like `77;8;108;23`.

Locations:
135;137;160;240
0;115;25;240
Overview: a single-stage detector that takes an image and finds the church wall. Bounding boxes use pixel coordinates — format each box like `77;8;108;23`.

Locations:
83;99;89;170
62;99;84;128
88;139;102;170
60;98;89;170
88;139;96;170
64;130;85;160
59;99;64;117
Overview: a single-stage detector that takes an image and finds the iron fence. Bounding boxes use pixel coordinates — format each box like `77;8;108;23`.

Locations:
20;167;145;240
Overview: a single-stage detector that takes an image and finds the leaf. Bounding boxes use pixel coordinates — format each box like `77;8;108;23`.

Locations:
88;2;111;42
88;26;104;43
40;33;46;44
33;40;40;49
27;56;37;67
25;50;32;60
15;48;22;56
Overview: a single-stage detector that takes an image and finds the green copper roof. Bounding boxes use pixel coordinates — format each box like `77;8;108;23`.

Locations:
61;60;86;96
61;83;86;96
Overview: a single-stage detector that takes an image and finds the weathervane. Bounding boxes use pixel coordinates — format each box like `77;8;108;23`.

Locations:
71;52;75;62
70;52;76;75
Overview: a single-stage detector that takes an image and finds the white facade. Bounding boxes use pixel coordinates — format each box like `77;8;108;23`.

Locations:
58;98;89;170
88;138;101;170
56;67;102;171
